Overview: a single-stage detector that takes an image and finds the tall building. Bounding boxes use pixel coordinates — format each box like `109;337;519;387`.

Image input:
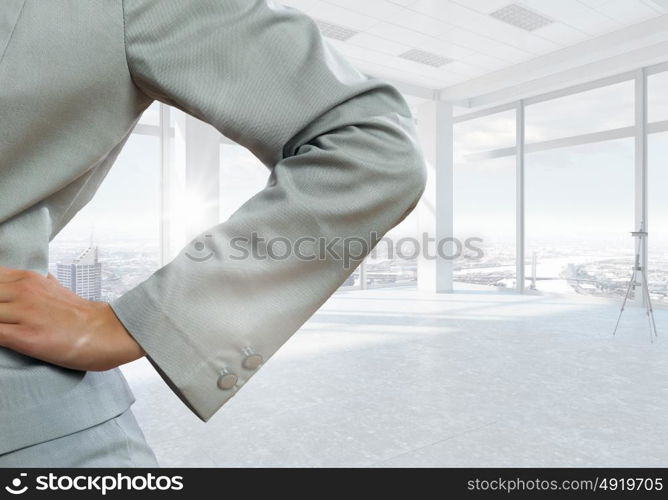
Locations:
56;245;102;301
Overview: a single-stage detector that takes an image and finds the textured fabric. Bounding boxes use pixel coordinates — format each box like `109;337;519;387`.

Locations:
0;0;427;455
0;0;146;456
0;408;159;468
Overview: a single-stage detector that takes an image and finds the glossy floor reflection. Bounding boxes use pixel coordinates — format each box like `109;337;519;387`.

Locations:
120;283;668;467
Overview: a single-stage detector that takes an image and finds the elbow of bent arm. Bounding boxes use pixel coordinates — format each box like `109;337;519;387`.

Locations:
361;113;428;230
382;99;428;211
389;124;428;218
383;89;428;208
389;149;427;231
405;146;428;207
359;133;427;237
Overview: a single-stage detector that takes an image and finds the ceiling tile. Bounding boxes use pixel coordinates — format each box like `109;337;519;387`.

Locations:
280;0;380;30
524;0;622;35
591;0;660;25
386;0;422;7
322;0;407;21
564;12;622;35
413;35;479;60
523;0;599;19
578;0;609;8
446;61;490;77
464;52;509;71
409;1;561;54
454;0;514;14
438;27;532;62
536;22;589;45
347;32;412;55
382;9;456;39
365;20;434;46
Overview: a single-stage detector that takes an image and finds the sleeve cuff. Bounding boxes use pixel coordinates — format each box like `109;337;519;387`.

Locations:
108;284;254;422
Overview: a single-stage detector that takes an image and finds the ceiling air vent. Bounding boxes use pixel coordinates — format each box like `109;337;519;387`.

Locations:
490;4;553;32
314;19;360;41
399;49;452;68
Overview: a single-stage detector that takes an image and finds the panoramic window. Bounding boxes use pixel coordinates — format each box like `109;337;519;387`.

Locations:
525;81;634;143
525;138;634;296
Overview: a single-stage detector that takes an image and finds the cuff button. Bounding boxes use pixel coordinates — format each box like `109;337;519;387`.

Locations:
242;353;263;370
217;370;238;390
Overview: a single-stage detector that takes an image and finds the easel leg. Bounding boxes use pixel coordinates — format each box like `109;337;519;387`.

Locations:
642;280;654;343
643;273;659;341
613;270;636;337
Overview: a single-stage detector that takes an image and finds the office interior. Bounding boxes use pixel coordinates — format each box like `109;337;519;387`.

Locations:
51;0;668;466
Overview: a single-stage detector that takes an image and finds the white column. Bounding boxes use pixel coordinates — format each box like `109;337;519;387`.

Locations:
359;261;367;290
416;100;454;293
183;114;221;242
634;68;649;306
516;101;526;292
159;104;171;267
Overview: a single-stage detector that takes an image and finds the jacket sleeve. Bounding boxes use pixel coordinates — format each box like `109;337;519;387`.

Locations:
109;0;427;421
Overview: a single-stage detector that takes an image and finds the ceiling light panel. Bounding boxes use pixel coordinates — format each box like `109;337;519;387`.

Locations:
399;49;452;68
313;19;360;41
489;4;554;32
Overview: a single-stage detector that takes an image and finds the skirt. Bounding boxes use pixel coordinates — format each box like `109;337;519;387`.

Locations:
0;407;159;468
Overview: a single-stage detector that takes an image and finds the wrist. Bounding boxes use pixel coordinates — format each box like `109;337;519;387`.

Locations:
88;301;146;369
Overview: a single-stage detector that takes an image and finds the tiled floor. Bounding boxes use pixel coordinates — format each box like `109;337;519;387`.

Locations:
120;283;668;467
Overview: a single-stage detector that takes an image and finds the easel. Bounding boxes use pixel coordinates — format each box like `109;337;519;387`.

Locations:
613;221;658;342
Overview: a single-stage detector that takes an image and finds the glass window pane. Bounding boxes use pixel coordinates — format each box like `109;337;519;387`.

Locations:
219;144;269;222
454;155;516;288
648;132;668;305
363;204;418;290
138;101;161;126
525;81;634;143
525;138;634;295
454;110;516;156
49;134;161;300
648;71;668;124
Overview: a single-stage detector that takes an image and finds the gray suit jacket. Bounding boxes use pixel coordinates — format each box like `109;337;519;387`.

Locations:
0;0;426;455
